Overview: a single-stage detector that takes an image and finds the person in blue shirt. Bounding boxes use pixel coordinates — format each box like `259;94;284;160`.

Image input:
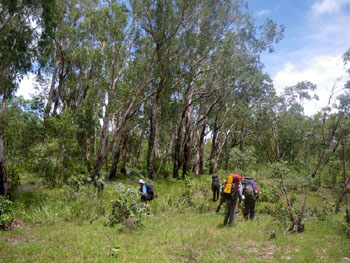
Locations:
138;179;148;202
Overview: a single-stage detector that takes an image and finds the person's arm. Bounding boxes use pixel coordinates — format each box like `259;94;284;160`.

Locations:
238;183;243;203
252;181;257;195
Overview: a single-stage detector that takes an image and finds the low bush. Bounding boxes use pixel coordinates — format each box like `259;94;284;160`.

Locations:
0;196;14;229
106;183;148;227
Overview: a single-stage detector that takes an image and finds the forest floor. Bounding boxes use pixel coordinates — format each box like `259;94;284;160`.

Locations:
1;174;350;262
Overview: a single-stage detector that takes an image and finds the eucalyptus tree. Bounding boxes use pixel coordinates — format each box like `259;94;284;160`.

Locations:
0;0;56;196
87;1;160;181
310;83;343;179
206;26;282;172
171;0;258;178
335;48;350;211
277;81;318;170
131;0;202;179
78;1;136;181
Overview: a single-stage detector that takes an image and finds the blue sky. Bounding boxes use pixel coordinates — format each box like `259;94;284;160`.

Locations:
247;0;350;115
18;0;350;115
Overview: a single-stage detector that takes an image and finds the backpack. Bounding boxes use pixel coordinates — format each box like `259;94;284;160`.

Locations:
223;174;242;199
243;177;257;201
146;184;154;200
212;174;220;190
244;185;256;201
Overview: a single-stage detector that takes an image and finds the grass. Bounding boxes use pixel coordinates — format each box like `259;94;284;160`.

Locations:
1;174;350;262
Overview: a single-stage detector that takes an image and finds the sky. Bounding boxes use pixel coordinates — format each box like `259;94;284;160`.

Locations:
247;0;350;115
17;0;350;115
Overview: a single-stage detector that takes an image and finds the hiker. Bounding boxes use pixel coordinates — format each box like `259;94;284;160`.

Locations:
216;179;227;213
138;179;155;203
242;177;259;220
222;174;242;226
138;179;148;202
212;173;220;202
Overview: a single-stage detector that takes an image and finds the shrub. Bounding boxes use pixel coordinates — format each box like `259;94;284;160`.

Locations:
0;196;14;229
106;183;148;227
270;161;290;178
344;209;350;238
258;182;280;203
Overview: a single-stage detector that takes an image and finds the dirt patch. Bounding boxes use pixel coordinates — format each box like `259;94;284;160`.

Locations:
246;244;282;261
16;184;41;191
1;218;24;230
173;247;200;262
4;235;32;246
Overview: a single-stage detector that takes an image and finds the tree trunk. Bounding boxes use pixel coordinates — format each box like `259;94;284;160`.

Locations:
311;115;341;178
85;129;92;172
91;113;110;181
240;121;244;151
335;128;349;213
0;96;9;196
209;121;218;174
225;140;230;172
297;134;301;174
173;121;183;179
121;133;128;174
182;95;193;177
335;176;350;213
52;63;66;117
109;135;123;180
147;82;162;180
199;119;207;175
0;131;8;197
44;48;59;120
132;130;145;168
41;48;59;143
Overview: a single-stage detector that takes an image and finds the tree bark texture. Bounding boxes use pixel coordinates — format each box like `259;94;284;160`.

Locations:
0;131;9;197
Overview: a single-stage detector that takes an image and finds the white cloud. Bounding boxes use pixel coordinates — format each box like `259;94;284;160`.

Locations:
273;55;349;115
16;73;36;100
312;0;350;15
256;9;271;17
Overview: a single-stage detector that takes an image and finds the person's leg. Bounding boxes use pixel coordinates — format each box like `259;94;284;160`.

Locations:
223;199;231;225
216;189;219;201
243;199;249;220
212;189;216;201
216;196;224;213
250;200;256;220
229;198;238;225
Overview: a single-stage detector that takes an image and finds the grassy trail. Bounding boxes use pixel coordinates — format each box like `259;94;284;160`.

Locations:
1;209;350;262
1;176;350;262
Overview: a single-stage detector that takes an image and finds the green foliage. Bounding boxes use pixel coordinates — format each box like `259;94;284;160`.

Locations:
7;163;21;191
263;202;289;225
270;161;290;178
30;112;82;187
344;209;350;238
30;139;62;187
230;147;257;172
306;197;335;221
106;183;148;227
259;185;280;203
0;196;13;228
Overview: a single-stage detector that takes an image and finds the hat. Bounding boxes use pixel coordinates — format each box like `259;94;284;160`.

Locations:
138;179;145;184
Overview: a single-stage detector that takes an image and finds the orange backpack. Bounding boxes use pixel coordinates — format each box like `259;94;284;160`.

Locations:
223;174;242;198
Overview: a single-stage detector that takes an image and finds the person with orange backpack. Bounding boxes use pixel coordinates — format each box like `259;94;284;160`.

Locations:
242;177;259;220
222;173;242;226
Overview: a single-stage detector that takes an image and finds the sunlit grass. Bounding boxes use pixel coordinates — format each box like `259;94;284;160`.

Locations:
1;175;350;262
